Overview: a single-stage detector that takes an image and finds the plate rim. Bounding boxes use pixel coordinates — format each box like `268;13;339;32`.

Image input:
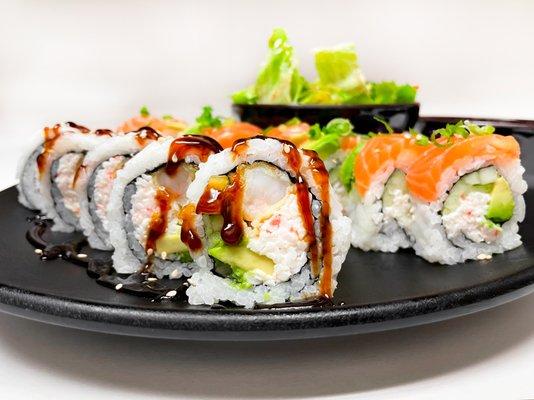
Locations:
1;262;533;337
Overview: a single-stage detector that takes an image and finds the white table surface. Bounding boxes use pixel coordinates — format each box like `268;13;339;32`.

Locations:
1;1;534;398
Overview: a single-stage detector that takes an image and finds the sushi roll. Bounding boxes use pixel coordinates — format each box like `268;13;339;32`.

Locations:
107;135;222;277
182;137;351;308
405;128;527;264
17;122;112;232
74;127;162;250
335;133;427;252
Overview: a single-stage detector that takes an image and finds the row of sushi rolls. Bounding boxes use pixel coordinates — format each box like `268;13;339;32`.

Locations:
16;30;527;308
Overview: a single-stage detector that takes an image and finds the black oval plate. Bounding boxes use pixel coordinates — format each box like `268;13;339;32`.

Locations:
1;116;533;341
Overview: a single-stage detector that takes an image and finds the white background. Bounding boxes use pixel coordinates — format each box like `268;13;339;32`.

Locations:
0;0;533;398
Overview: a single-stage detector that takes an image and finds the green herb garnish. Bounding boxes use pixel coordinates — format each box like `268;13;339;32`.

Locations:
140;105;150;117
373;115;394;133
430;120;495;147
187;106;223;134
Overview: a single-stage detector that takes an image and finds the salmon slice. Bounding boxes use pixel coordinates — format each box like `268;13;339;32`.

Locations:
266;122;310;147
355;134;429;197
118;115;187;136
406;134;520;202
203;122;262;148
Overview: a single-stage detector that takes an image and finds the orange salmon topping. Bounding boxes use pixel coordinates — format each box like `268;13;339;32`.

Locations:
267;122;310;147
406;134;520;202
203;122;262;149
355;134;428;197
118;115;187;137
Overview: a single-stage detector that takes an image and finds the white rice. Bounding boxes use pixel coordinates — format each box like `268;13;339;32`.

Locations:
335;166;412;253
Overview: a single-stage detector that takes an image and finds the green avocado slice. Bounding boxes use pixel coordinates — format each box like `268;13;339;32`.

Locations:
486;177;515;223
208;242;275;277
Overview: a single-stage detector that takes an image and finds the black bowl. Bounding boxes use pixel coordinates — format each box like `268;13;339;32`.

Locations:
233;103;420;132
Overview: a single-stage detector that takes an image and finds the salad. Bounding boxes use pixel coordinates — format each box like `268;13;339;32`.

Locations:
232;28;417;106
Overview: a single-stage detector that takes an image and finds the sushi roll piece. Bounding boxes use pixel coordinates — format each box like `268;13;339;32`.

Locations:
107;135;222;277
17;122;112;232
182;137;351;308
74;127;162;250
405;127;527;264
335;133;428;252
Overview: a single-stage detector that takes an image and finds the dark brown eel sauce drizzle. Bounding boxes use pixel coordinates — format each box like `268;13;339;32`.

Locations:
145;135;222;260
36;122;93;179
36;124;62;177
134;126;161;146
302;149;333;298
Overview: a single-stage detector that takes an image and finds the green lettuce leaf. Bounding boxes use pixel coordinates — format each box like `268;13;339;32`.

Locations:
300;44;369;105
303;118;354;159
232;28;308;105
338;139;368;192
314;44;367;91
369;81;417;104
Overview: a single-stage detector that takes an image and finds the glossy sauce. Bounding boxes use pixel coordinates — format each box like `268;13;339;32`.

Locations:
219;169;244;245
166;135;222;176
179;204;203;252
196;185;223;214
302;149;333;298
145;187;172;257
94;129;113;137
65;122;90;133
134;126;161;146
36;125;62;177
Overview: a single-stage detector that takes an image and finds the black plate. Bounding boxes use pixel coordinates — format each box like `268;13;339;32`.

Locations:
1;117;533;341
233;103;420;131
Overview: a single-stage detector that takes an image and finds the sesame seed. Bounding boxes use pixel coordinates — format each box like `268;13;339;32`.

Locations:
171;154;178;163
170;269;181;279
115;283;123;290
165;290;177;298
34;249;43;254
77;253;87;259
403;133;411;139
161;251;167;260
146;248;154;256
283;144;291;154
477;254;492;260
147;277;157;282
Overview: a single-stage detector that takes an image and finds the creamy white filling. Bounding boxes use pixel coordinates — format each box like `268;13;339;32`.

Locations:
442;191;501;243
55;153;84;216
246;192;308;286
383;189;414;229
94;155;126;232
